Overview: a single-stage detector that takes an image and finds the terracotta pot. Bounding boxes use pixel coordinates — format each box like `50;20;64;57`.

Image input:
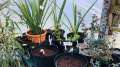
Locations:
26;30;47;43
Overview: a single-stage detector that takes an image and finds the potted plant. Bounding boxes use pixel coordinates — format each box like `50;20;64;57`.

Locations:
50;0;67;51
86;36;113;67
52;0;67;41
63;0;97;45
89;45;113;67
16;0;53;44
0;15;25;67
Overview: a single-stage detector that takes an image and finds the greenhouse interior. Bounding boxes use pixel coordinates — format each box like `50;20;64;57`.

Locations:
1;0;120;67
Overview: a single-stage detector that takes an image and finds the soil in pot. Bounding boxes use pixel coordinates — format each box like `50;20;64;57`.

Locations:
57;56;82;67
31;47;56;57
55;53;88;67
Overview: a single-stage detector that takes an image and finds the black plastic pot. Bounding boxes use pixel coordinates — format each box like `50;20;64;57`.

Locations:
99;62;112;67
16;35;50;53
30;45;59;67
54;53;89;67
51;29;65;41
111;48;120;63
52;40;65;52
95;59;113;67
67;32;86;43
47;29;65;52
46;29;53;40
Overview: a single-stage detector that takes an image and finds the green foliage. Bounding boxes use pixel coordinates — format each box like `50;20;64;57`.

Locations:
63;0;97;41
52;0;67;40
0;16;24;67
0;0;10;10
16;0;53;34
67;34;80;41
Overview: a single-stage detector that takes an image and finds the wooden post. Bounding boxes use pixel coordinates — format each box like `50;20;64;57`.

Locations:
108;0;120;34
108;13;113;35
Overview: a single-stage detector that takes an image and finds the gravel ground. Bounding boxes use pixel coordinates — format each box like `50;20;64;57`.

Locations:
111;32;120;48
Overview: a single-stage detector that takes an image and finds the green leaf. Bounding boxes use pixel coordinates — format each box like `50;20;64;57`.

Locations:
16;0;51;34
76;0;97;31
57;0;67;23
73;4;77;34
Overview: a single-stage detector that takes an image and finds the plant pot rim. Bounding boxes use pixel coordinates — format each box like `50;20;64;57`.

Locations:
26;29;47;36
67;32;85;42
31;45;59;58
25;29;47;43
54;53;89;67
67;32;84;35
67;32;85;38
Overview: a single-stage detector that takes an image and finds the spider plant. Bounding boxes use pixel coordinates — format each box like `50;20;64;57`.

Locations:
16;0;53;34
52;0;67;41
0;16;25;67
63;0;97;41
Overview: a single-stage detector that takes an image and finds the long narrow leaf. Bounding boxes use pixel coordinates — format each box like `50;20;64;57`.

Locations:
55;3;74;33
57;0;67;23
76;0;97;31
73;4;77;33
42;7;54;28
41;0;54;27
